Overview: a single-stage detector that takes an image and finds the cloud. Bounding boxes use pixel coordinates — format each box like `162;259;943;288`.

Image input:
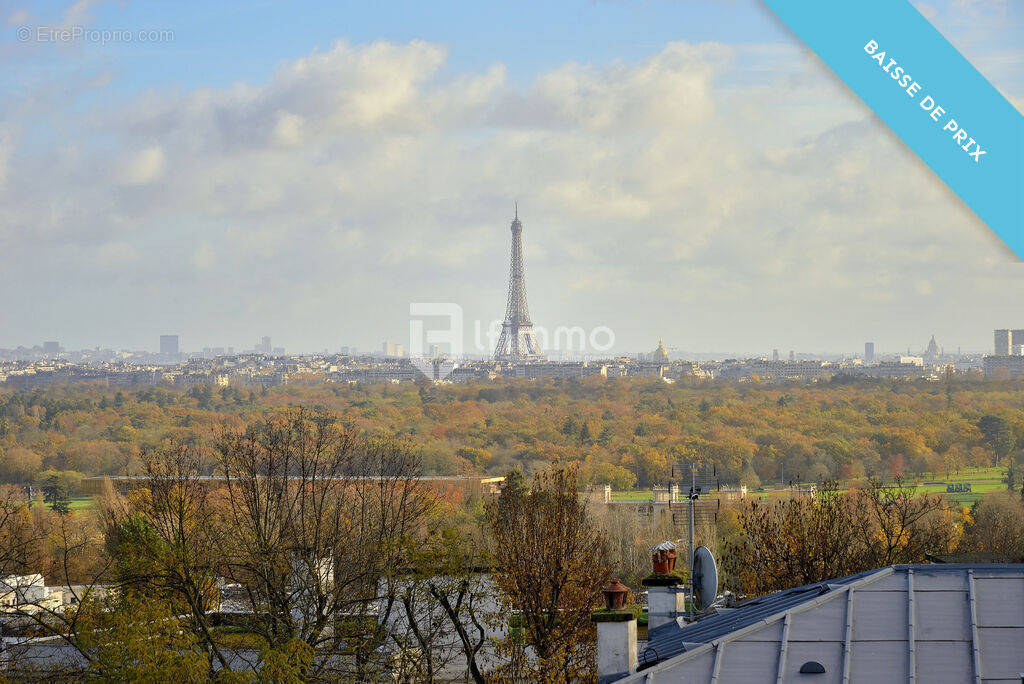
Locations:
271;111;305;147
92;241;139;269
951;0;1008;14
0;37;1020;353
910;0;1023;100
192;242;216;271
118;146;166;186
0;126;12;185
59;0;105;28
5;8;30;26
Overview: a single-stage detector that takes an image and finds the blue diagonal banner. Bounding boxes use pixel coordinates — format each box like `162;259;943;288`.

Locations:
762;0;1024;257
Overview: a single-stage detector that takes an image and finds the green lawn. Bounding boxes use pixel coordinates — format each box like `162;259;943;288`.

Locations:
606;467;1012;508
907;467;1006;507
609;489;654;501
68;496;94;512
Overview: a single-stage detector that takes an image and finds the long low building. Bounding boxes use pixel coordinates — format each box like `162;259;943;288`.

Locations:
983;354;1024;379
715;360;837;382
81;474;505;498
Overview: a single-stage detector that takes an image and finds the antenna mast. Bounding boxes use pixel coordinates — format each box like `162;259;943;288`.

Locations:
670;462;719;616
689;466;696;609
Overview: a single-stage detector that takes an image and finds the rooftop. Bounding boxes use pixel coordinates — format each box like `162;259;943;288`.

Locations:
624;564;1024;683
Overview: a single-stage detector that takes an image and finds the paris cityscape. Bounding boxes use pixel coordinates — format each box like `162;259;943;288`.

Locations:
5;204;1024;388
1;0;1023;681
5;207;1024;390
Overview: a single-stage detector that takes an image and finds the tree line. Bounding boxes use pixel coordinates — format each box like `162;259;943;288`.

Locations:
3;376;1024;495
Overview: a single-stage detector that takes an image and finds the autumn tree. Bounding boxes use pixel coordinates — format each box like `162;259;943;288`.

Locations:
977;414;1015;467
41;471;73;515
488;465;610;681
390;526;495;683
849;478;957;568
3;412;442;682
596;503;677;589
958;492;1024;561
722;480;955;596
104;442;231;674
61;593;213;681
214;409;433;680
722;482;863;595
0;485;38;577
0;513;120;678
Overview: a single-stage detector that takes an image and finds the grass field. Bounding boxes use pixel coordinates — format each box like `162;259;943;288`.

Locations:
609;490;654;501
68;496;95;512
606;467;1011;508
62;467;1012;511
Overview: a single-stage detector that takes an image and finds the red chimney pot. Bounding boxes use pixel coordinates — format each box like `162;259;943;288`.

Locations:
602;578;629;610
652;547;677;574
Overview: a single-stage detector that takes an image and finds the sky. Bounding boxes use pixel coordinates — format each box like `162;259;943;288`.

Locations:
0;0;1022;357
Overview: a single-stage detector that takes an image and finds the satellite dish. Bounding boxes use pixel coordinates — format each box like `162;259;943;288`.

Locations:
691;545;718;612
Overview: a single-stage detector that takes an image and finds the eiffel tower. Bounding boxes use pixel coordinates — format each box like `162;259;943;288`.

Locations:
494;205;545;362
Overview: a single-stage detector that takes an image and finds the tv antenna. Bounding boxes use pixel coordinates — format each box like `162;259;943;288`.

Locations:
669;462;720;613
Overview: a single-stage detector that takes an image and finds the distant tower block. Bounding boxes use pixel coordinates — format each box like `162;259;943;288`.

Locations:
494;205;545;362
994;329;1010;355
864;342;875;362
160;335;179;356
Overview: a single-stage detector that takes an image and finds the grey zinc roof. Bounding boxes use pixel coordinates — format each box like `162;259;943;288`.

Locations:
622;564;1024;684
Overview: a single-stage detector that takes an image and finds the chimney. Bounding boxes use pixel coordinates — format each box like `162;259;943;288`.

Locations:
644;541;685;630
593;579;637;683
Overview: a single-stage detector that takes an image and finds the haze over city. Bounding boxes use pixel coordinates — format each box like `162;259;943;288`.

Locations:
2;0;1022;355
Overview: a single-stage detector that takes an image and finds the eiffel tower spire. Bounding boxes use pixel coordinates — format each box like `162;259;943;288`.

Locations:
494;206;544;362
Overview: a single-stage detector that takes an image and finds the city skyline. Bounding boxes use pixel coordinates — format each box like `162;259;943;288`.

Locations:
0;331;997;360
2;1;1022;354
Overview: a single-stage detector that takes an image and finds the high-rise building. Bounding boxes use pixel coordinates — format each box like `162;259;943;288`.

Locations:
864;342;875;362
772;348;780;361
382;341;399;357
993;329;1024;356
159;335;179;356
494;205;545;362
256;336;272;354
43;341;60;355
